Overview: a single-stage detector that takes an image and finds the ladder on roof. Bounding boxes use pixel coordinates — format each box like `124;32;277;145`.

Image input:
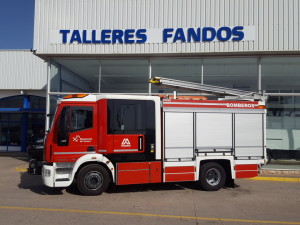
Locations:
149;77;264;101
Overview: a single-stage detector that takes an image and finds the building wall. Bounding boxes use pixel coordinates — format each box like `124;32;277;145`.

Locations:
0;50;47;90
34;0;300;55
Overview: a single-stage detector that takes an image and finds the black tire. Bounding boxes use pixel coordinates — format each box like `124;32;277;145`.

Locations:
77;164;110;196
266;153;272;164
198;162;226;191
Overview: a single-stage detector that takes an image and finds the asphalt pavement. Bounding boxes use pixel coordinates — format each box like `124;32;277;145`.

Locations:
0;153;299;225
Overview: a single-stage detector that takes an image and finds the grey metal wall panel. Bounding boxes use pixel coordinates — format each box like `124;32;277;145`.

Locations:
0;50;47;90
34;0;300;55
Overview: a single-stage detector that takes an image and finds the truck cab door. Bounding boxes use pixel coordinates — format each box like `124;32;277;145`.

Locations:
53;105;97;162
106;99;155;161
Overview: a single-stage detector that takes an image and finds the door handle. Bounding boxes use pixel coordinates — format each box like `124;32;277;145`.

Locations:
138;136;143;151
87;146;95;152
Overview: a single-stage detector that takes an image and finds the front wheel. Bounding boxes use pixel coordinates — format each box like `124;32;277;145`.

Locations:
198;162;226;191
77;164;110;196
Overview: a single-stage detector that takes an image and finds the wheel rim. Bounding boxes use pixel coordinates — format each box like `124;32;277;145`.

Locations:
84;171;103;190
205;168;221;186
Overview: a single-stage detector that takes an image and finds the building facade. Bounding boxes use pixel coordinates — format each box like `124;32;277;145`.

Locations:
0;50;47;152
32;0;300;160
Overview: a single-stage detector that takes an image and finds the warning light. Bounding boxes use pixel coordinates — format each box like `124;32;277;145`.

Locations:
258;105;266;109
63;94;88;99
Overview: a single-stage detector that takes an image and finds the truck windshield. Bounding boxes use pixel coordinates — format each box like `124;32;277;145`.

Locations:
49;107;58;133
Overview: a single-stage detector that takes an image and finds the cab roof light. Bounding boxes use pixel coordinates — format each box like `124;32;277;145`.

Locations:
63;94;89;99
258;105;266;109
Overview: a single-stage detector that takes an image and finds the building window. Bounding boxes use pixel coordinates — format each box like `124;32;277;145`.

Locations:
203;58;258;91
50;59;100;93
101;60;149;93
267;95;300;151
0;95;46;152
261;57;300;93
151;58;202;93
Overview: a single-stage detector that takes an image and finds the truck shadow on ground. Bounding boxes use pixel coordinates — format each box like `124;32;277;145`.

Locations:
19;172;238;196
18;172;64;195
104;181;238;195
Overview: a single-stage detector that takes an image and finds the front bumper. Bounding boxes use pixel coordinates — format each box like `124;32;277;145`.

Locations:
42;164;55;187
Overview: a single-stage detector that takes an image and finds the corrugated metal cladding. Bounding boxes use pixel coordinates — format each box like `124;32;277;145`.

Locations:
0;50;47;89
34;0;300;55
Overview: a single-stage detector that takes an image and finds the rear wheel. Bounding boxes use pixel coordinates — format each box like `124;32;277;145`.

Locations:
198;162;226;191
77;164;110;196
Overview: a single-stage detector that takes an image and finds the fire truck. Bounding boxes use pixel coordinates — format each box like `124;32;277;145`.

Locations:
40;77;267;195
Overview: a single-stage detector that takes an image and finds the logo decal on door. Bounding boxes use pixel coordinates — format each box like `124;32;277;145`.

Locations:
121;138;131;147
73;135;92;143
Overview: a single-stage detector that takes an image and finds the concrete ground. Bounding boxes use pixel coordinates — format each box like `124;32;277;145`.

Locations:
0;153;300;225
261;159;300;177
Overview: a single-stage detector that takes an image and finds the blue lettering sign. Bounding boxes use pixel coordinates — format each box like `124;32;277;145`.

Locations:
136;29;147;43
60;30;70;44
163;28;174;42
70;30;82;43
112;30;124;44
59;26;246;44
232;26;244;41
202;27;216;42
187;28;201;42
101;30;112;44
216;27;232;41
92;30;101;43
82;30;92;43
173;28;186;42
124;29;135;44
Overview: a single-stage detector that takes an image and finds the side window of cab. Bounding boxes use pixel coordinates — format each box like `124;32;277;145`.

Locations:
57;106;93;146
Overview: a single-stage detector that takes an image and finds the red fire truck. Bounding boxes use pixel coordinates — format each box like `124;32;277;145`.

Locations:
40;77;267;195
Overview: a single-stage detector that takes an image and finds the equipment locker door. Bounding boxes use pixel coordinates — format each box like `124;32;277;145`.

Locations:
235;113;264;157
195;113;233;153
164;112;196;182
164;112;194;160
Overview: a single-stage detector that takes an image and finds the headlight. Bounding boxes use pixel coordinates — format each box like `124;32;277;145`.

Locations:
43;169;51;177
29;159;37;169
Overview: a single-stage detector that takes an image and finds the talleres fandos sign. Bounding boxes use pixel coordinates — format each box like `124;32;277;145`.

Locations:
50;26;255;44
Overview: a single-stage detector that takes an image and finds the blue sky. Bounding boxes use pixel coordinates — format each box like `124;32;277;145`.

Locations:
0;0;35;49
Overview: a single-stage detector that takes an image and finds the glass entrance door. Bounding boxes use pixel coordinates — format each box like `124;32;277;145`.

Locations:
0;114;22;151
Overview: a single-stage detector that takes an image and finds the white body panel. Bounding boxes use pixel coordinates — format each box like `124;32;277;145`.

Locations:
235;114;264;157
196;113;232;151
164;112;194;160
164;107;266;160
